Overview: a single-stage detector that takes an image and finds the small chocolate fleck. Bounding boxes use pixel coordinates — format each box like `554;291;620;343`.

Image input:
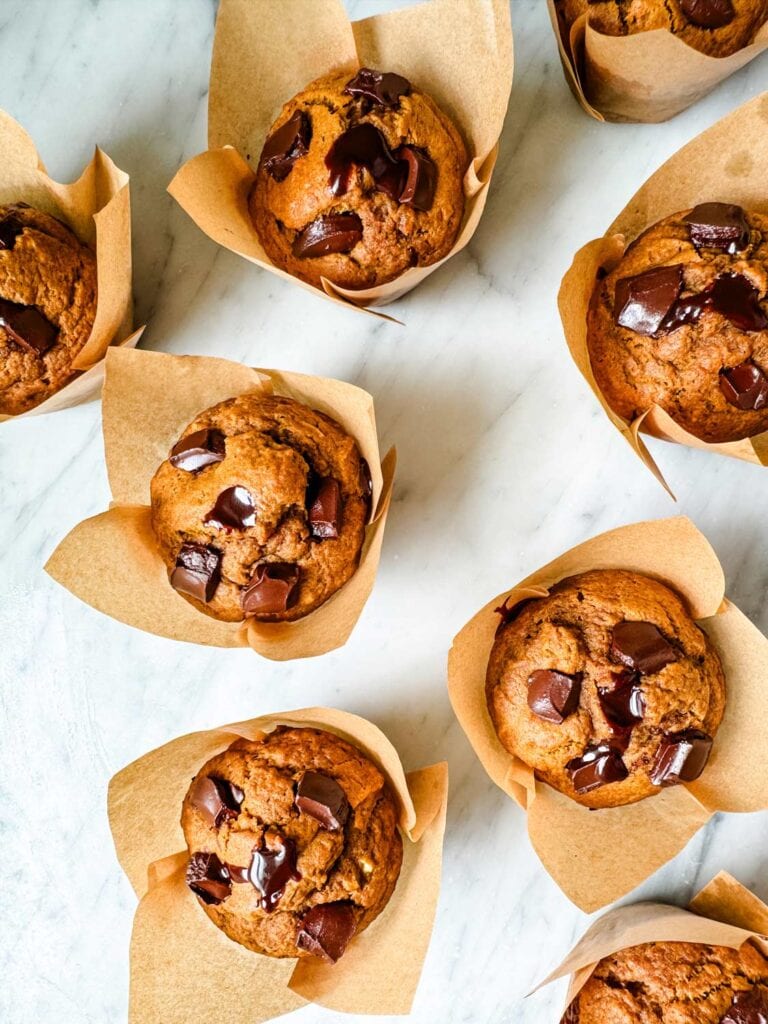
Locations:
293;213;363;258
296;902;357;962
720;361;768;411
248;833;302;912
614;265;683;336
679;0;735;29
0;213;25;250
527;670;582;724
650;730;713;787
295;771;349;831
611;621;678;675
684;202;749;253
308;477;341;539
719;989;768;1024
189;774;244;828
262;110;312;181
396;145;437;211
186;852;231;905
241;563;300;616
344;67;411;107
169;428;225;472
170;544;221;604
566;744;628;793
598;670;646;728
0;298;57;355
204;486;256;531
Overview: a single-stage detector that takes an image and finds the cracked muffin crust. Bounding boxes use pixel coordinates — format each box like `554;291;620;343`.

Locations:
565;939;768;1023
150;392;371;623
486;569;726;809
0;202;97;415
587;203;768;444
181;727;403;960
249;67;467;290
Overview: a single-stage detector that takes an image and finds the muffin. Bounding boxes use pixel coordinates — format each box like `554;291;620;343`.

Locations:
181;726;403;961
0;202;97;415
556;0;768;57
150;392;372;623
486;569;726;809
249;67;468;290
587;202;768;444
564;939;768;1022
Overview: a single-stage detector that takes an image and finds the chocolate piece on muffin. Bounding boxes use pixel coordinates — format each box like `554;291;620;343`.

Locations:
564;939;768;1022
249;67;468;290
587;202;768;444
181;727;403;960
486;569;725;809
150;393;372;623
0;203;97;415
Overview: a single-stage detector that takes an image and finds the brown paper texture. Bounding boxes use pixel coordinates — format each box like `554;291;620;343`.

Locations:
107;707;449;1021
0;108;135;420
447;516;768;912
559;93;768;493
45;348;395;660
168;0;512;314
547;0;768;123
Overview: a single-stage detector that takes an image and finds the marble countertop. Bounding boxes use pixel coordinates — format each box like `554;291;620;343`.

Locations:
3;1;768;1022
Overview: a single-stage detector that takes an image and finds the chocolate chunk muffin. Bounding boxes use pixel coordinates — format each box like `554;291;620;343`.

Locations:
587;203;768;444
249;67;467;290
0;202;97;415
486;569;726;810
181;727;403;961
150;392;371;623
564;939;768;1023
556;0;768;57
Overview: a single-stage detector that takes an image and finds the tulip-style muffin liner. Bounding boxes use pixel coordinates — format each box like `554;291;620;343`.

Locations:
108;707;448;1022
168;0;513;316
448;516;768;912
45;348;395;660
0;108;137;421
537;872;768;1016
559;94;768;495
547;0;768;123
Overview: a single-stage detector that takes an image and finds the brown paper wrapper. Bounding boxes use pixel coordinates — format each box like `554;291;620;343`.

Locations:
548;0;768;123
167;0;512;315
447;516;768;912
45;347;395;660
559;93;768;494
0;108;136;420
108;707;449;1021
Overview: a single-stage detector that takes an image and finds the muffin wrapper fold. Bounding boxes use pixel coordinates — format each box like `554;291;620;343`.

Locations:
167;0;513;315
447;516;768;912
536;873;768;1015
45;348;395;660
108;707;448;1022
559;93;768;495
547;0;768;123
0;108;138;421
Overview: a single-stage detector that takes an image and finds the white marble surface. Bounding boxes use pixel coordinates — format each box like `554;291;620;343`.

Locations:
3;1;768;1021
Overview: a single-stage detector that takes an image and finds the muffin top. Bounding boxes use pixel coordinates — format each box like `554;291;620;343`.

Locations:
486;569;726;809
150;392;371;623
249;67;467;290
587;203;768;444
0;202;97;415
181;727;403;961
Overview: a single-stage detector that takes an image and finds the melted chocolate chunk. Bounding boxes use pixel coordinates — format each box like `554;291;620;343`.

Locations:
170;544;221;604
169;428;225;472
0;213;25;250
566;744;628;793
650;730;713;786
685;202;749;253
397;145;437;211
295;771;350;831
527;670;582;724
225;863;250;884
344;67;411;107
241;563;300;616
611;621;678;675
720;989;768;1024
720;361;768;411
186;852;231;905
658;289;711;334
189;774;244;828
204;486;256;531
262;110;311;181
296;902;357;962
679;0;735;29
308;477;341;539
0;299;57;355
248;833;302;912
598;670;646;728
494;596;538;632
614;265;683;336
326;123;401;197
293;213;363;258
710;273;768;332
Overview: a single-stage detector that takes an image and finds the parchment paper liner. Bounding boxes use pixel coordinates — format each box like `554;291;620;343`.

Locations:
536;872;768;1015
559;93;768;495
108;707;448;1021
447;516;768;912
45;348;395;660
167;0;513;316
547;0;768;123
0;108;137;421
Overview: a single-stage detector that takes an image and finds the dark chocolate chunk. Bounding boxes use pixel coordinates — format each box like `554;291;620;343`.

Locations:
611;621;678;675
248;833;302;912
241;563;300;616
396;145;437;211
189;775;244;828
170;543;221;604
295;771;350;831
679;0;735;29
658;289;711;334
710;273;768;332
326;123;400;197
720;989;768;1024
0;213;25;250
527;670;582;724
566;744;628;793
720;361;768;411
308;477;341;539
204;486;256;531
650;730;713;786
169;428;225;472
0;298;57;355
296;902;357;962
684;202;749;253
186;852;231;905
344;67;411;107
614;265;683;336
598;670;646;728
262;110;311;182
293;213;363;258
225;863;250;884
